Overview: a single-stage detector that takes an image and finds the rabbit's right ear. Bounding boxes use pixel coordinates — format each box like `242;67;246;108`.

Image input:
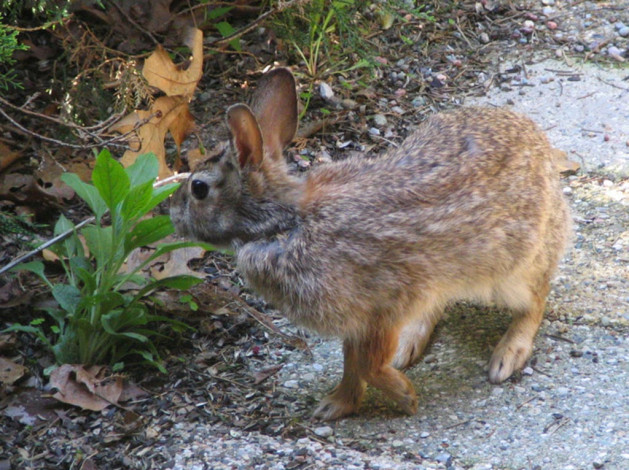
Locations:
226;104;264;169
249;68;298;160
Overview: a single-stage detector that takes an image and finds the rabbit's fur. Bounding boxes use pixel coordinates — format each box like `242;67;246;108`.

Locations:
170;68;571;420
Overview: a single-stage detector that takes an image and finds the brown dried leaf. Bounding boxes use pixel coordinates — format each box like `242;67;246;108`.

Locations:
112;96;195;178
50;364;123;411
0;357;27;384
3;388;59;425
142;28;203;98
150;244;206;280
253;365;283;385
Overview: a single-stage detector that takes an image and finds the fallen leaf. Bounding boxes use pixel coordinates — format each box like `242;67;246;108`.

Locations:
0;357;27;384
2;388;60;425
50;364;124;411
0;142;22;173
143;27;203;98
253;365;283;385
111;96;195;178
150;244;206;280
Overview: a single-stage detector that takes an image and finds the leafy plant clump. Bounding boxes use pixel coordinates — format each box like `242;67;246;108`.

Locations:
6;150;208;372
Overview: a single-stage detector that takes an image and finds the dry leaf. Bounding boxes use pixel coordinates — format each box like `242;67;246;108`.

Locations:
111;96;195;178
150;244;206;280
0;142;22;173
2;388;59;425
143;28;203;98
0;357;27;384
50;365;124;411
253;365;283;385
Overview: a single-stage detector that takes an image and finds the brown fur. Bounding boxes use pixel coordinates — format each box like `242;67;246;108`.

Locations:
170;69;571;420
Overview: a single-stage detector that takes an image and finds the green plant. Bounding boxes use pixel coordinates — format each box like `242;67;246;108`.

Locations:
5;150;209;372
0;20;27;90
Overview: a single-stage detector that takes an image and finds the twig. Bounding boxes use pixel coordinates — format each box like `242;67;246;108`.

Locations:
596;76;629;91
0;217;95;275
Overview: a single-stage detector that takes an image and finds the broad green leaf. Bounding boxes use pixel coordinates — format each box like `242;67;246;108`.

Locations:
12;260;52;288
121;179;154;222
125;152;159;186
145;182;180;213
132;275;203;303
216;21;241;51
125;216;175;253
132;349;166;373
52;284;82;315
61;173;107;222
92;149;130;212
83;225;114;271
55;216;85;260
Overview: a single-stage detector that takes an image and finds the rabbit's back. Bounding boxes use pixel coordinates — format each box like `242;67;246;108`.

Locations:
237;108;570;338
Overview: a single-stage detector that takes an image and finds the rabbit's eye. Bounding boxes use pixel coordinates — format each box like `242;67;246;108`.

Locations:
191;179;209;200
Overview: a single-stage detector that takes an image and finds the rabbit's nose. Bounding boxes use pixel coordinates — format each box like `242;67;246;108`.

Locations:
191;179;209;200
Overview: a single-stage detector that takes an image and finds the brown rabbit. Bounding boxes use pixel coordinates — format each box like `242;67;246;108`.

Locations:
170;68;571;420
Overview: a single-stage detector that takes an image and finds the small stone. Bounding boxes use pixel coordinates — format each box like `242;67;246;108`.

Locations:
618;26;629;37
556;387;570;397
341;99;357;109
522;366;534;376
369;127;381;136
491;387;504;396
391;106;404;114
563;187;573;195
608;46;624;61
615;22;627;31
314;426;334;438
373;114;388;127
319;82;334;101
283;380;299;389
435;452;452;465
547;21;558;30
573;44;585;53
531;383;543;392
542;0;555;5
392;440;404;448
479;32;490;44
412;96;426;107
542;6;555;15
420;431;430;438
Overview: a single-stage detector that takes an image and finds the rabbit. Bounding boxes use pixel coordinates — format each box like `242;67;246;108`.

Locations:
170;68;571;420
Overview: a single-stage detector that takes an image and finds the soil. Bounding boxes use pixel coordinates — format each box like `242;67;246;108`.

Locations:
1;1;628;469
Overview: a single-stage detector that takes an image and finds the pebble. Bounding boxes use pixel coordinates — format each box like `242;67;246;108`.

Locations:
619;27;629;38
420;432;430;438
542;0;555;5
523;366;534;376
369;127;381;136
479;32;490;44
341;99;357;109
314;426;334;438
319;82;335;101
391;106;404;114
547;21;558;30
373;114;388;127
412;96;426;107
283;380;299;388
542;6;555;15
556;387;570;396
435;452;452;465
607;46;624;61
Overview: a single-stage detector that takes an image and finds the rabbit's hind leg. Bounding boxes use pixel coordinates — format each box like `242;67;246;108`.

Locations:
313;339;366;420
488;280;549;384
360;325;418;416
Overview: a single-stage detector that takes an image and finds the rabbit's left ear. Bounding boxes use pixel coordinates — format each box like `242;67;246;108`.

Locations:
226;103;264;168
249;68;298;161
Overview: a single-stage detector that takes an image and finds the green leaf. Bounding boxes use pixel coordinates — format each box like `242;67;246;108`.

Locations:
207;5;233;20
121;179;154;222
52;284;82;315
83;225;114;271
216;21;241;51
61;173;107;222
54;215;85;260
92;149;130;212
145;182;180;213
125;216;175;253
12;260;52;288
125;152;159;187
132;275;203;304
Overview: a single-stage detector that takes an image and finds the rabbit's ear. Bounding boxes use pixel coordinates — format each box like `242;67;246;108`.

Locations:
226;104;264;168
249;68;298;160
